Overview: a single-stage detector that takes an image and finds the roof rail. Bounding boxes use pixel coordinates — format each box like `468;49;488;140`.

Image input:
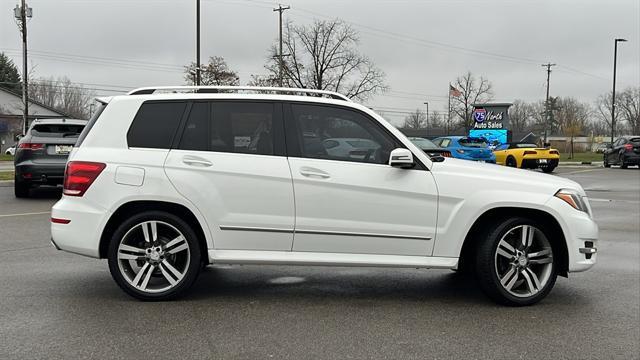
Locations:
127;86;352;102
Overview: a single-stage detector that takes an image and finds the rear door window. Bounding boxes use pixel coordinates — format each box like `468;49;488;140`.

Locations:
127;101;187;149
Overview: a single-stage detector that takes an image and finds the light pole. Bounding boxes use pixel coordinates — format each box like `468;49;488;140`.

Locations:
14;0;32;135
611;38;627;144
195;0;201;86
423;101;429;136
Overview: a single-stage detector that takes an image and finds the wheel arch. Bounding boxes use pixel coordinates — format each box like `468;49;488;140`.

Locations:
458;207;569;277
99;200;210;264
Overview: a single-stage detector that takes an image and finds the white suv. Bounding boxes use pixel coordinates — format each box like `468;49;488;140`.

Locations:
51;86;598;305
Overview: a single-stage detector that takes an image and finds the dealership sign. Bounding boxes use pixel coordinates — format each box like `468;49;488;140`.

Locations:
472;103;511;130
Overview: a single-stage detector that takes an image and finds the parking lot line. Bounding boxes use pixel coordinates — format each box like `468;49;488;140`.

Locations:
0;211;50;218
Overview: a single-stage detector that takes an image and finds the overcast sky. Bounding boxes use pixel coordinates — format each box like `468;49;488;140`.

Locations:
1;0;638;125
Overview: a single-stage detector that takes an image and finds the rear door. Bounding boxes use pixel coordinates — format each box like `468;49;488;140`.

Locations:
285;103;438;256
164;100;295;251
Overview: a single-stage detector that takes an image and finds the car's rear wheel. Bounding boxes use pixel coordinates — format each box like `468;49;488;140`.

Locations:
506;156;518;168
603;154;610;168
475;217;557;306
14;176;29;198
107;211;201;301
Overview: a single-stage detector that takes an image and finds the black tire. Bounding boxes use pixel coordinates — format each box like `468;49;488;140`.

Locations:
107;211;202;301
603;155;610;168
14;175;29;198
506;156;518;168
474;216;558;306
541;165;556;173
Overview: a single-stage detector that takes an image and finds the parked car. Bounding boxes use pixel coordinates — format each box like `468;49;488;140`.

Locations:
594;143;610;154
322;138;380;161
50;86;597;306
493;143;560;173
604;136;640;168
4;144;16;156
432;136;496;163
408;137;452;158
14;118;88;197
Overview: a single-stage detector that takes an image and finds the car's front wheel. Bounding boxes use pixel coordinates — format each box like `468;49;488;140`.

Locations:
475;217;558;306
107;211;202;300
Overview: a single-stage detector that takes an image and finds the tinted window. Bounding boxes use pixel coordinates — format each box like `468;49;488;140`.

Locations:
211;102;274;155
459;138;488;148
32;124;85;138
179;102;209;151
128;102;186;149
629;137;640;144
291;104;395;164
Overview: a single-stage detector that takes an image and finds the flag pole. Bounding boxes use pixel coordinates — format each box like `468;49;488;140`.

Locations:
447;83;451;136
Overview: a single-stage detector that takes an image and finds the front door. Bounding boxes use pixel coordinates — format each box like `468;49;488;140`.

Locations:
286;103;438;256
164;101;295;251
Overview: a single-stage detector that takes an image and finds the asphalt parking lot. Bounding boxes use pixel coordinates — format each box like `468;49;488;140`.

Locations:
0;167;638;359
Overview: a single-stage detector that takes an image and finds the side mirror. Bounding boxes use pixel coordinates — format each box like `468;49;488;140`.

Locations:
389;148;414;169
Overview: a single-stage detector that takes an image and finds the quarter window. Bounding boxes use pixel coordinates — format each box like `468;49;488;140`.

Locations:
128;102;186;149
291;104;395;164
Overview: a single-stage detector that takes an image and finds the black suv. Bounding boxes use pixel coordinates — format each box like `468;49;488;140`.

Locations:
14;118;88;197
604;136;640;169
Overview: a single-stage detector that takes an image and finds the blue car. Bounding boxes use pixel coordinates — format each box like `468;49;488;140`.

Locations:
432;136;496;163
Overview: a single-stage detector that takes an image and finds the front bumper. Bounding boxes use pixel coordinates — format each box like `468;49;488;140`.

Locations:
545;196;598;272
51;196;110;258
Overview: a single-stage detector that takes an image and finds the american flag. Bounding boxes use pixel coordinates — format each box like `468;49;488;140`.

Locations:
449;84;462;97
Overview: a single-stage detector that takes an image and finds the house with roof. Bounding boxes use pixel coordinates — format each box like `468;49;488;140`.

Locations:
0;87;69;153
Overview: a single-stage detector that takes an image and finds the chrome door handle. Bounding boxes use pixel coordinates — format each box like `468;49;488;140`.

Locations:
182;156;212;167
300;168;330;179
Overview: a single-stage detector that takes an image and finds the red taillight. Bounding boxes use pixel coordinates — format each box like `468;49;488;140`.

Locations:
624;144;633;152
524;150;537;155
63;161;106;197
18;143;44;150
51;218;71;224
549;150;559;155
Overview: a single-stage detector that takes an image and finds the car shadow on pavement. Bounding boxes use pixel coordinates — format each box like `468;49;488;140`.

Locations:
25;186;62;199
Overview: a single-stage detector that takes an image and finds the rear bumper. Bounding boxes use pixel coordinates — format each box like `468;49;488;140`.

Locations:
15;162;66;185
521;158;559;169
622;153;640;164
51;196;109;258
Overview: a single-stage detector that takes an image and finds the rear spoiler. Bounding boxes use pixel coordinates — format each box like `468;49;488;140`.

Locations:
95;96;112;105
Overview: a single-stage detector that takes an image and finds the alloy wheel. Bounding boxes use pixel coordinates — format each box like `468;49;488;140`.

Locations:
494;224;554;298
116;220;191;293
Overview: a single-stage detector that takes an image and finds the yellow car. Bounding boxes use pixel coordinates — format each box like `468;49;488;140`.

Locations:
493;142;560;173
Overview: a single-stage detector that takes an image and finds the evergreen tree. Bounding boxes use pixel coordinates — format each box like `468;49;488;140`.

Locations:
0;52;22;93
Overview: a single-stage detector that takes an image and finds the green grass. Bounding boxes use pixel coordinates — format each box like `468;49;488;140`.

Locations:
0;171;14;181
0;154;13;161
559;152;603;163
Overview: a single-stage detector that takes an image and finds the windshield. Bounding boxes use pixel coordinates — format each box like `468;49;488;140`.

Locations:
31;124;85;138
409;137;438;148
629;137;640;144
458;138;487;148
514;143;538;148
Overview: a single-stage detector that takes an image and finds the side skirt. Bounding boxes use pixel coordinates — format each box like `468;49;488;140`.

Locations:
209;250;458;269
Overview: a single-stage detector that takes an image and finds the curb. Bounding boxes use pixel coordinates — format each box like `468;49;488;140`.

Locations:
559;161;603;166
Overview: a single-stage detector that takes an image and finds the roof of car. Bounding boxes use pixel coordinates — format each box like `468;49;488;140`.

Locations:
125;86;352;102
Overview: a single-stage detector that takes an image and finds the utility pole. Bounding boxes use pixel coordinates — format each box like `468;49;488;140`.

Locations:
273;4;290;87
14;1;32;135
611;38;627;145
541;63;556;144
195;0;201;86
423;101;429;136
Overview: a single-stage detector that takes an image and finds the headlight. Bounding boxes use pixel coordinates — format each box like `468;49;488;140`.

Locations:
555;189;589;214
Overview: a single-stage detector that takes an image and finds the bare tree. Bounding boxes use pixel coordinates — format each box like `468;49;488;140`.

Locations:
509;100;536;133
265;19;387;101
595;91;625;137
246;74;279;87
403;109;427;129
29;77;95;119
185;56;239;86
451;71;493;131
429;111;444;129
618;87;640;135
553;97;592;157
